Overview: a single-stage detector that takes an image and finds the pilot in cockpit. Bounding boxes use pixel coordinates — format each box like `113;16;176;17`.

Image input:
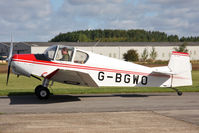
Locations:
61;47;70;61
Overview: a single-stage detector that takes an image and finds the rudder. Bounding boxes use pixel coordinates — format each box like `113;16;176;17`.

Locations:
168;51;192;87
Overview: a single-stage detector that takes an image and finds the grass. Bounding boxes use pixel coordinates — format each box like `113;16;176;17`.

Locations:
0;71;199;96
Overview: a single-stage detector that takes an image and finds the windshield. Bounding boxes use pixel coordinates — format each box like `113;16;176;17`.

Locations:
44;45;57;60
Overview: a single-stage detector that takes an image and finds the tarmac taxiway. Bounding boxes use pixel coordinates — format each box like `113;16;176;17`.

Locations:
0;92;199;133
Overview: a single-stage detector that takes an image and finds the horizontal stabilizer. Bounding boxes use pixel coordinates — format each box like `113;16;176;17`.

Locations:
152;66;175;75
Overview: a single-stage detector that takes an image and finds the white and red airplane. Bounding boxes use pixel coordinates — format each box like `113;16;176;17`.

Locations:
7;41;192;99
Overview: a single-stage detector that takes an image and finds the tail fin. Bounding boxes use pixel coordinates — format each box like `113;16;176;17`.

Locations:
168;51;192;87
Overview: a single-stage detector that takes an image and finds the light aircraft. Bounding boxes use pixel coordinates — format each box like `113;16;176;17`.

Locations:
6;41;192;99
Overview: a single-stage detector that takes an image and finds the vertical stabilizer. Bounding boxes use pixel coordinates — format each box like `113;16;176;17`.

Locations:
168;51;192;87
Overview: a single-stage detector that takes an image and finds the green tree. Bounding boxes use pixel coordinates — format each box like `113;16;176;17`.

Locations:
174;43;188;53
150;47;157;61
141;48;148;61
168;35;179;42
50;29;199;42
123;49;139;62
78;33;89;42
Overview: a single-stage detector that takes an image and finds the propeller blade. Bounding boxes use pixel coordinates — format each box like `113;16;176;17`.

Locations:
6;63;11;86
8;34;13;61
6;34;14;86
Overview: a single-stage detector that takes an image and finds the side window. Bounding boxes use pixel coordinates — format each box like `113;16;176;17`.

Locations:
56;47;73;61
74;51;88;64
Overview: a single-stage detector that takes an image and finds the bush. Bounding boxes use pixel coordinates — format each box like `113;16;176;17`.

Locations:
150;47;157;62
123;49;139;62
141;48;148;61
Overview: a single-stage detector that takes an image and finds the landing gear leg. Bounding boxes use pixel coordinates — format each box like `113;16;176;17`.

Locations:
171;88;183;96
35;78;50;99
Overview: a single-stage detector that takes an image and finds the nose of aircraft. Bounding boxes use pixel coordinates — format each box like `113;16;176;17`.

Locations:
10;54;34;78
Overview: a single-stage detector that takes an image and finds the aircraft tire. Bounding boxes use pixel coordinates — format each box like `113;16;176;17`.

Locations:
35;85;50;99
177;91;183;96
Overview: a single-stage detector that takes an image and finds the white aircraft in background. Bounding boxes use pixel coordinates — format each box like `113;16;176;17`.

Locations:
6;41;192;99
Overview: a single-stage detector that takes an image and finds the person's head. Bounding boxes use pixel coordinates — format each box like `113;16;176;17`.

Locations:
62;47;68;55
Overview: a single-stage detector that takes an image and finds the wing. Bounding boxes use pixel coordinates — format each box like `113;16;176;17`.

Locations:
44;69;98;87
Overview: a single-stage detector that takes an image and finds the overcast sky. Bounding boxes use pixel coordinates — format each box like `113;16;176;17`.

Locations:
0;0;199;42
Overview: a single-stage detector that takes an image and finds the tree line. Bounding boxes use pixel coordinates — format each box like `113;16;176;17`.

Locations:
50;29;199;42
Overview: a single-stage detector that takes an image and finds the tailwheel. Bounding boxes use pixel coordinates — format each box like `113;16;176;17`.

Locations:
35;85;50;99
171;87;183;96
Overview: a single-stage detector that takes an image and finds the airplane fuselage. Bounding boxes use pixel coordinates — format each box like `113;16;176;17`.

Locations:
11;50;173;88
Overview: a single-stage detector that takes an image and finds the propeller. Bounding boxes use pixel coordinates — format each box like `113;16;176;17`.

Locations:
6;34;14;85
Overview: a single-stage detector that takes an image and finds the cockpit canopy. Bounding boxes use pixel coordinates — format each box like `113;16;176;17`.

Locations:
43;45;89;64
44;45;74;61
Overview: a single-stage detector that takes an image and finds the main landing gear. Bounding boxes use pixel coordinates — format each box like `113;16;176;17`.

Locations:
35;78;50;99
171;87;183;96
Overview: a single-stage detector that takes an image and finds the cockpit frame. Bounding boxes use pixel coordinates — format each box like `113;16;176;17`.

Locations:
43;45;89;64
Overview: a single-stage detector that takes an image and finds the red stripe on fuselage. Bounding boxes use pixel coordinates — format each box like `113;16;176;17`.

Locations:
13;54;37;61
